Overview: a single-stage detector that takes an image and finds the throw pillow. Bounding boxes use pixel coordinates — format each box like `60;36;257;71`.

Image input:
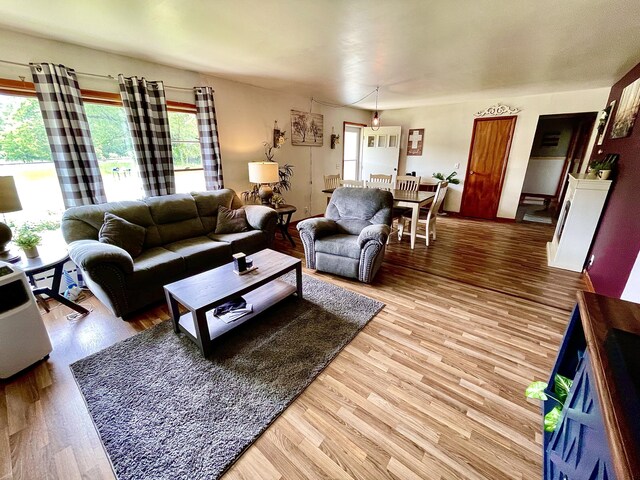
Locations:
215;205;250;234
99;212;146;258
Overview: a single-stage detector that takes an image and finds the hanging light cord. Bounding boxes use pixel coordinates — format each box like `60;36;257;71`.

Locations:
310;87;378;109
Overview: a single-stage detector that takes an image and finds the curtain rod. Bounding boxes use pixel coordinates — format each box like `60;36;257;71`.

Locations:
0;59;200;92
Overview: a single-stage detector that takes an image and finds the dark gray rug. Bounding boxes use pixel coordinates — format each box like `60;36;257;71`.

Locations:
71;272;383;480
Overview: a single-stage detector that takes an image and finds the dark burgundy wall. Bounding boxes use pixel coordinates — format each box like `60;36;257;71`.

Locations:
587;62;640;297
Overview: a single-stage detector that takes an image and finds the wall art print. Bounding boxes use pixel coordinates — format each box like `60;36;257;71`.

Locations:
290;110;323;146
407;128;424;156
610;77;640;139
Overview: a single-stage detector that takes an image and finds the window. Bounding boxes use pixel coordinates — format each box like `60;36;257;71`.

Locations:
343;126;362;181
85;103;143;201
168;111;205;193
0;93;64;223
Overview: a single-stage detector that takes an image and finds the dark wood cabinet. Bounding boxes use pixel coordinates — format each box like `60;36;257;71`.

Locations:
543;292;640;480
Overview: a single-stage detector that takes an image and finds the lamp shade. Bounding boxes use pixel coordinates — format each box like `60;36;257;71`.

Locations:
0;176;22;214
248;162;279;184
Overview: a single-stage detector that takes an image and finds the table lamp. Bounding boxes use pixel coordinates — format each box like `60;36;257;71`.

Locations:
0;176;22;263
248;162;279;205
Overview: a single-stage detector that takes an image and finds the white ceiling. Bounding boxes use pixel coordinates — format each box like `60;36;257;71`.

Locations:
1;0;640;109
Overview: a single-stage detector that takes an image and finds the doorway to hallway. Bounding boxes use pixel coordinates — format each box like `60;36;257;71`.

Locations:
517;112;597;224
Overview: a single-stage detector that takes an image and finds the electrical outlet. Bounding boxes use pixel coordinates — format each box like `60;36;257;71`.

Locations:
454;163;460;169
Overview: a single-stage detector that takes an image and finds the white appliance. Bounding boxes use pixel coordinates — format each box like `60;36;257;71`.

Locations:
0;261;52;379
547;173;612;272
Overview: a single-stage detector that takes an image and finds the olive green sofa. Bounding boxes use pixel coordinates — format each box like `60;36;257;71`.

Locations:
61;189;277;318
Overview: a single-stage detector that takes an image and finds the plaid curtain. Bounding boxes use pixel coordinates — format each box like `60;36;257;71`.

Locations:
30;63;107;208
118;75;175;197
194;87;224;190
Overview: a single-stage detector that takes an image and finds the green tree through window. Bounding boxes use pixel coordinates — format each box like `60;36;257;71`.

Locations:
0;97;51;162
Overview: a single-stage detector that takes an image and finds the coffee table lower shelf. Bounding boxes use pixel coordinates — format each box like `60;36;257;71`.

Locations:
176;279;296;345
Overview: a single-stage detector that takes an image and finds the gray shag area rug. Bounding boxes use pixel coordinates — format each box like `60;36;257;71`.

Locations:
71;272;383;480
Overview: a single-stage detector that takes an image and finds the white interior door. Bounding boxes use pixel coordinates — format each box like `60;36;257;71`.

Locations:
361;126;401;182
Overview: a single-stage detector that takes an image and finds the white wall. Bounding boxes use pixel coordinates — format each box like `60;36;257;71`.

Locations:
380;89;610;217
0;29;369;220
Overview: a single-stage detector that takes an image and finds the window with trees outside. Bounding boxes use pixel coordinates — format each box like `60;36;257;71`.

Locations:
0;89;206;228
0;93;63;224
168;111;205;193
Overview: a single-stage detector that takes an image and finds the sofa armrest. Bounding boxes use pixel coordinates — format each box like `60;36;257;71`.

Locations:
296;218;338;240
68;240;134;274
357;224;390;247
244;205;277;231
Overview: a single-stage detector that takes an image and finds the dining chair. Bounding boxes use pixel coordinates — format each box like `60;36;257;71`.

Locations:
391;175;421;242
369;173;393;184
365;180;392;190
324;174;341;190
400;181;448;246
395;175;420;192
340;179;365;188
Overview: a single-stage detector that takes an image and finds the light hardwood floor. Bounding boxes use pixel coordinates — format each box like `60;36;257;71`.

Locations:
0;217;583;479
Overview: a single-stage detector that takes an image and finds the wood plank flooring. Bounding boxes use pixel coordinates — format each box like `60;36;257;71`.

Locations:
0;216;583;479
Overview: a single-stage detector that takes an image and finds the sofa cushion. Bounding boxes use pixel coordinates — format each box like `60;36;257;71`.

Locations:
60;200;159;245
192;189;238;232
98;213;146;258
144;194;205;245
315;234;361;259
215;206;250;234
208;231;266;255
165;236;232;272
326;187;393;234
130;247;186;286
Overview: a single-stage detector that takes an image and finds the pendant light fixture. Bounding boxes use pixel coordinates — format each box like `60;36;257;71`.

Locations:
371;86;380;131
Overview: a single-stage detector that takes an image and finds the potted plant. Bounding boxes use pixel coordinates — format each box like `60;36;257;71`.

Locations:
587;154;618;180
242;142;294;204
432;171;461;185
525;373;573;432
13;223;42;259
431;171;460;213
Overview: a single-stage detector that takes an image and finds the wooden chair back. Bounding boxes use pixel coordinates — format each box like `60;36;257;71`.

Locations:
396;175;421;192
365;180;392;190
428;181;448;216
324;174;341;190
369;173;393;184
340;179;365;188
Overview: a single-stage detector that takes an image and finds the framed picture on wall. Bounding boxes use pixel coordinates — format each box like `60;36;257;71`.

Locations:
290;110;324;146
407;128;424;156
610;78;640;139
597;100;615;145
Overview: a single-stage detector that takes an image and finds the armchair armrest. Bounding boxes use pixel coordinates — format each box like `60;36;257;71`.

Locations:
357;224;390;247
244;205;277;232
68;239;134;274
296;217;338;240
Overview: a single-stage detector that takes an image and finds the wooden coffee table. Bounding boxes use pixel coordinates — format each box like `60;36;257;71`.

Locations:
164;248;302;356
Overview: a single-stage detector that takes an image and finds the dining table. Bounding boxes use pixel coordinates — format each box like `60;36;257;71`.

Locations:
322;187;436;249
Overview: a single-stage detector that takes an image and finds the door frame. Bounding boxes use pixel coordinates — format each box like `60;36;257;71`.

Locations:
460;115;517;219
342;121;366;180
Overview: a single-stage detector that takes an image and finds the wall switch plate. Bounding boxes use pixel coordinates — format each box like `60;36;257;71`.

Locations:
454;163;460;169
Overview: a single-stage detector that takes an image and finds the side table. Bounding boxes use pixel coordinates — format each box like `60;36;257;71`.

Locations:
273;204;297;247
14;246;89;315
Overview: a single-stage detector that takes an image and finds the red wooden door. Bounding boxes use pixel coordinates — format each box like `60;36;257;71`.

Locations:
460;116;517;219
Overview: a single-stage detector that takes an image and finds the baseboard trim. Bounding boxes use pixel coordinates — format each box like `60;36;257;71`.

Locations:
583;271;596;293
